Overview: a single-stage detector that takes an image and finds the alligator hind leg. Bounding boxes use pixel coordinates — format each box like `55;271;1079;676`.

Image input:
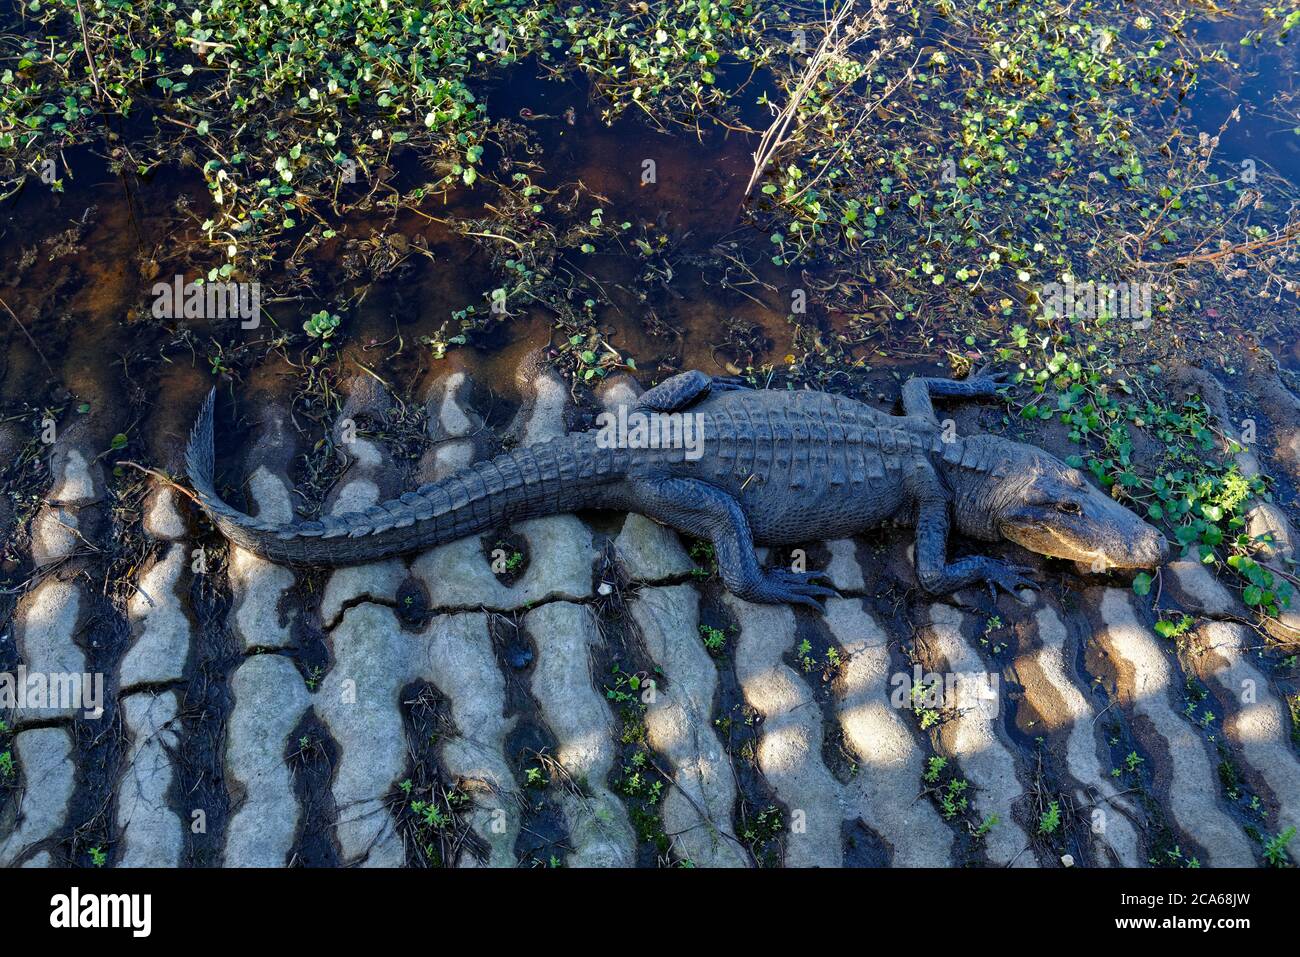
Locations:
635;370;750;413
901;365;1011;424
628;476;837;610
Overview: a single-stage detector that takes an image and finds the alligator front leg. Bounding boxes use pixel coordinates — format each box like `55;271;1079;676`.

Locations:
910;470;1037;601
636;370;751;413
628;476;837;610
901;365;1011;424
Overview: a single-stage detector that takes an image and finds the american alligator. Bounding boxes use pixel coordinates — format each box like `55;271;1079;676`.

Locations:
186;369;1168;609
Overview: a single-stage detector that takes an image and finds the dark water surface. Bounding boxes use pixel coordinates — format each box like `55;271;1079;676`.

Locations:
0;6;1297;465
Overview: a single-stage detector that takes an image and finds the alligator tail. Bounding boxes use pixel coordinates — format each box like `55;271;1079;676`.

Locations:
184;388;629;567
184;387;290;555
185;388;219;507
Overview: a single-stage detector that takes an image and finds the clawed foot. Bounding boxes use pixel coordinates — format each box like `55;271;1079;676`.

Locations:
967;364;1013;395
757;567;839;612
983;561;1039;603
709;375;753;393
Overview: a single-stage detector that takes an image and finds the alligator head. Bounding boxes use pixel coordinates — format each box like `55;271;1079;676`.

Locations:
947;435;1169;572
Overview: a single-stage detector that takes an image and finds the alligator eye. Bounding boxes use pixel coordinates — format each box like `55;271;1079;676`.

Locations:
1056;501;1082;515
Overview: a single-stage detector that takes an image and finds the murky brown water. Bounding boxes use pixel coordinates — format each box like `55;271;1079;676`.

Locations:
1;18;1297;494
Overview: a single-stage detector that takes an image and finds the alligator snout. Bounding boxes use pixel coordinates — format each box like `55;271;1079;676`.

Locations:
994;453;1172;573
1133;526;1171;569
1088;493;1170;571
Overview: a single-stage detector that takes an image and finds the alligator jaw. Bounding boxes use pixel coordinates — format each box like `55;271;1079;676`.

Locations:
988;445;1170;572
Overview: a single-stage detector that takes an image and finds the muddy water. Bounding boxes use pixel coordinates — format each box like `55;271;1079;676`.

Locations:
0;29;1297;493
0;82;801;438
